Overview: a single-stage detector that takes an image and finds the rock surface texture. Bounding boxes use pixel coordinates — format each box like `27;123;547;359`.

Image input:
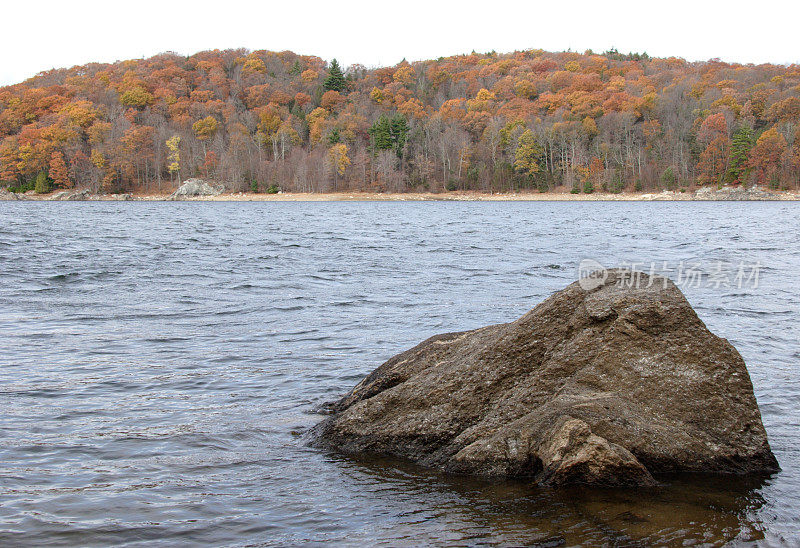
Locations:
169;178;224;199
50;189;90;201
312;270;778;486
90;193;134;201
693;186;778;201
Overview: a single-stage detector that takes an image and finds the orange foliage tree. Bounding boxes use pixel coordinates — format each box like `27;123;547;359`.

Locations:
49;150;71;188
697;113;730;185
748;127;788;186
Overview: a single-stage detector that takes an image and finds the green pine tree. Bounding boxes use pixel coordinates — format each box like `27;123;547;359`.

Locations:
661;166;677;190
33;171;51;194
327;127;341;145
725;125;755;185
389;114;409;158
369;114;409;158
323;59;347;92
369;115;394;152
289;60;303;76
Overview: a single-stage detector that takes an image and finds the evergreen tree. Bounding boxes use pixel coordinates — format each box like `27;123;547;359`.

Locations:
323;59;347;92
661;166;677;190
33;171;51;194
289;60;303;76
390;114;409;157
369;114;409;158
327;127;341;145
725;125;755;185
369;115;393;151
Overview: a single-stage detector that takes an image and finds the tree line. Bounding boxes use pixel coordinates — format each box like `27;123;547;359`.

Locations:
1;47;799;194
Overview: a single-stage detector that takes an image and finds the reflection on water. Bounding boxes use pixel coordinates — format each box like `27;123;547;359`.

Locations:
0;201;798;546
326;453;773;546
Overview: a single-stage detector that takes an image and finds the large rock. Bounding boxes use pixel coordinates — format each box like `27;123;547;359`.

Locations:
169;178;224;200
89;193;134;201
0;188;19;200
311;269;778;486
694;186;779;201
50;189;90;201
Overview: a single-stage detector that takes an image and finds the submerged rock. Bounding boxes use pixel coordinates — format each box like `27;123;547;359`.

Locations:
311;269;778;486
169;178;224;200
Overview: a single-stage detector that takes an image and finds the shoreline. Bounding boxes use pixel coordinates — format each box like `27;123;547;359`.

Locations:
3;188;800;202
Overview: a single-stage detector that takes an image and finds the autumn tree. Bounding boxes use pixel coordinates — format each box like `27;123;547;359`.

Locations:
320;90;343;111
193;116;219;142
49;151;71;189
0;140;19;185
749;127;788;187
202;151;218;179
166;135;181;184
393;65;415;87
514;130;543;186
697;113;730;185
120;86;154;108
193;116;219;155
327;143;350;189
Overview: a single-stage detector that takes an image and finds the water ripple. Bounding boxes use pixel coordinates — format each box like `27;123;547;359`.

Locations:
0;200;798;546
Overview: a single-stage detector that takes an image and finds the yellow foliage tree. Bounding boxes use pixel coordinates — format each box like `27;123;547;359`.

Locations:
514;130;543;178
301;69;319;83
59;100;98;128
166;135;181;183
120;86;154;108
328;143;350;178
90;149;105;169
370;87;385;104
467;89;496;112
307;107;329;144
242;57;267;75
393;65;415;86
193;116;218;142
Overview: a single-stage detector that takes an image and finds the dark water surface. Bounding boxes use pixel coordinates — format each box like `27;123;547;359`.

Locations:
0;201;798;546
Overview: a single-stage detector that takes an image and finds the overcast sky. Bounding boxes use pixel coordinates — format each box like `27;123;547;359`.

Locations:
2;0;798;86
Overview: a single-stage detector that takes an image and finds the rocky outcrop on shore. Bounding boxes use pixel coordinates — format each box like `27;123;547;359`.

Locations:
311;269;778;486
51;189;91;201
0;188;20;200
168;178;225;200
89;193;134;201
0;189;136;201
631;186;786;201
693;186;780;201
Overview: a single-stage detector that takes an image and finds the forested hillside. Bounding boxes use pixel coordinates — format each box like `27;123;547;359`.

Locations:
1;48;799;194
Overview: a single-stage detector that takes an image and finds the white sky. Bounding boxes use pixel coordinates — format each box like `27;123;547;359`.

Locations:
2;0;799;86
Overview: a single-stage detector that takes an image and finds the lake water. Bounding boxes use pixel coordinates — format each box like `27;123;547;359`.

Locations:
0;201;798;546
